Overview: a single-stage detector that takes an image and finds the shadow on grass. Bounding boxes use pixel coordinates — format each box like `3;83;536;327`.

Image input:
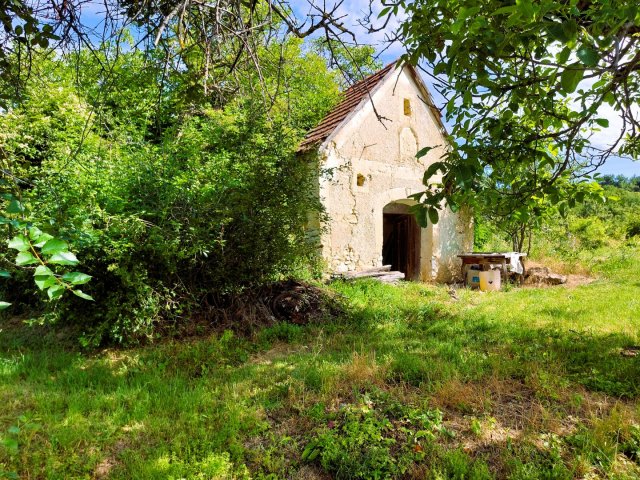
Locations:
2;279;639;402
329;280;640;398
1;278;639;478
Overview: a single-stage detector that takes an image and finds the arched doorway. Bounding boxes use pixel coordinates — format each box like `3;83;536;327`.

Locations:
382;202;421;280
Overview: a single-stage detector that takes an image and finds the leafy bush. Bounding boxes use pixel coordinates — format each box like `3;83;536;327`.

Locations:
479;180;640;267
0;42;340;345
627;216;640;238
569;218;608;249
20;109;323;344
473;216;493;250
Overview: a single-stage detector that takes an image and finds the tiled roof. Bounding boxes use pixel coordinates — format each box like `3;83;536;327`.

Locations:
297;61;398;152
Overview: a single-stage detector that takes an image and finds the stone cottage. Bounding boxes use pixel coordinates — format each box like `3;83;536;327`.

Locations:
298;61;473;282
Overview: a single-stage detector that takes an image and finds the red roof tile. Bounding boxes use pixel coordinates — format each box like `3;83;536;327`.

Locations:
298;61;398;152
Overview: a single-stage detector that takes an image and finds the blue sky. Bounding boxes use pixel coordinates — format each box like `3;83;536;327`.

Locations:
77;1;639;177
594;156;640;177
298;0;640;177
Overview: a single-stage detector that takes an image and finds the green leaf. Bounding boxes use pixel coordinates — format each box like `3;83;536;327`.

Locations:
72;290;94;301
0;301;11;310
29;228;54;248
594;118;609;128
34;265;56;290
62;272;92;285
378;6;391;18
0;269;11;278
2;437;18;454
28;227;42;240
604;92;615;105
557;47;572;64
433;62;447;75
411;204;428;228
491;5;516;16
457;6;481;21
47;285;65;301
423;162;445;183
48;251;79;266
16;251;38;266
577;45;599;67
560;64;584;93
416;146;435;159
33;233;54;248
35;275;57;291
428;207;440;224
515;0;535;19
6;199;24;214
546;23;569;43
7;235;30;252
41;238;69;255
302;442;320;461
34;265;52;276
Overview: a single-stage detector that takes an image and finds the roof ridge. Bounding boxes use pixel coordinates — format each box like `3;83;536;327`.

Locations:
298;60;401;152
342;59;399;93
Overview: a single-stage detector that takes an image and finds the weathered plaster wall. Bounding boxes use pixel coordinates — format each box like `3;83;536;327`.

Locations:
316;66;472;282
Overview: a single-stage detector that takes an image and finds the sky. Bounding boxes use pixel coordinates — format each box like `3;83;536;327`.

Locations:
295;0;640;177
75;0;639;177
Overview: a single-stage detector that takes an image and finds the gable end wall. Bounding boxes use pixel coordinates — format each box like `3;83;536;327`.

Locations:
315;66;473;281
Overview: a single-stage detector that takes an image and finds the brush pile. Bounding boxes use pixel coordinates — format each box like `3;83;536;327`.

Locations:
195;280;343;336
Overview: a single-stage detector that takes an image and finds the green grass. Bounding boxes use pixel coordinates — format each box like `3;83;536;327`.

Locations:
2;248;640;479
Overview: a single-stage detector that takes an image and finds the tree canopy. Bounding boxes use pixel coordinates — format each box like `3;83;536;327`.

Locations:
0;0;367;109
0;5;353;337
377;0;640;242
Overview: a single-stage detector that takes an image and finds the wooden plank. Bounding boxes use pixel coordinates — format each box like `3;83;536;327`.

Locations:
337;269;405;283
341;265;392;279
375;272;406;284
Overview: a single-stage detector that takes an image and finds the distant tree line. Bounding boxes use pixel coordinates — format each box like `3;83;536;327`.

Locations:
597;174;640;192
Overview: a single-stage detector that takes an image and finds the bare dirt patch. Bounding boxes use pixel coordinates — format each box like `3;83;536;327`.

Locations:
93;439;129;479
523;261;595;289
564;274;595;288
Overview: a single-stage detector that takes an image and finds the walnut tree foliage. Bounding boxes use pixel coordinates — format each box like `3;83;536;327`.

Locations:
0;0;363;109
377;0;640;249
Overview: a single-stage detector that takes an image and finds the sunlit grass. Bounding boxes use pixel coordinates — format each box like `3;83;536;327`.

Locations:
1;248;640;478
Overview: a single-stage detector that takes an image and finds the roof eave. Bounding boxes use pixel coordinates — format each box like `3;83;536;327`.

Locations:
317;61;402;152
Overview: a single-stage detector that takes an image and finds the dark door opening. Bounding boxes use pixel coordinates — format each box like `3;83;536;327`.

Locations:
382;213;420;280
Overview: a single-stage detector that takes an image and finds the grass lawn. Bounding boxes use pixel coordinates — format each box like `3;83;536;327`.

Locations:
2;247;640;479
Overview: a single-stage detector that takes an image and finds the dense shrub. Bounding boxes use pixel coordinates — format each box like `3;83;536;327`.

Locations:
627;216;640;238
0;43;340;344
569;217;608;249
478;180;640;265
473;216;494;250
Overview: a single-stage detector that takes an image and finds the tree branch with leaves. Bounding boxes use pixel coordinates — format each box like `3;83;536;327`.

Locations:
375;0;639;242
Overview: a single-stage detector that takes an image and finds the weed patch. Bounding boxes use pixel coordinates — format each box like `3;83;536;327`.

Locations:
301;390;449;479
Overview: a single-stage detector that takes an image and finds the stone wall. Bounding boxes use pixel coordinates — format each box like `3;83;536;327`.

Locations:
314;65;472;282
